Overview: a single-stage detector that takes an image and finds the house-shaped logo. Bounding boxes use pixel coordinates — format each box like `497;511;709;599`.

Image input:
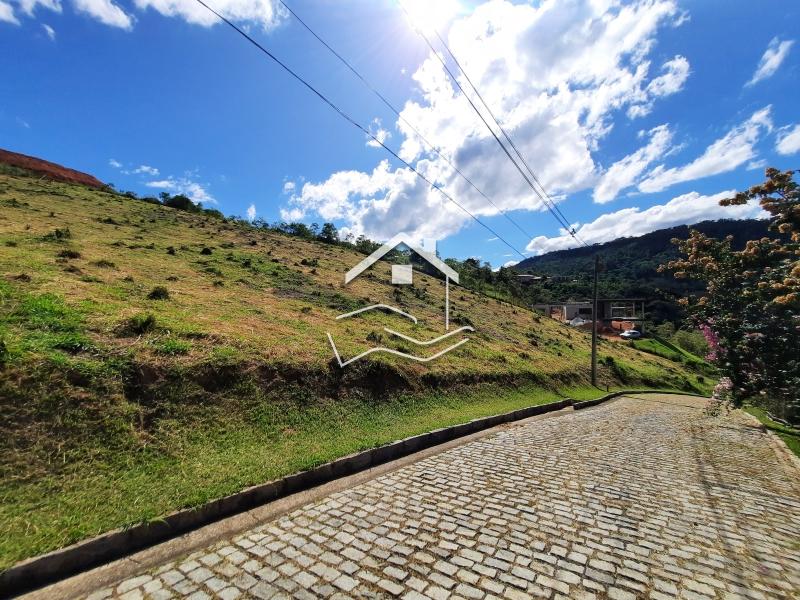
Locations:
327;233;474;367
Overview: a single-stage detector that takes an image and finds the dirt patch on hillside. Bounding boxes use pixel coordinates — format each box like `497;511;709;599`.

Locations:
0;148;106;189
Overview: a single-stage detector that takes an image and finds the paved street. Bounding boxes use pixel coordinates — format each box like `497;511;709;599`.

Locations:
84;395;800;600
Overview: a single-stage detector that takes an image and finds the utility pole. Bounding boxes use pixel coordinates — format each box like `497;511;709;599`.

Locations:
591;254;600;387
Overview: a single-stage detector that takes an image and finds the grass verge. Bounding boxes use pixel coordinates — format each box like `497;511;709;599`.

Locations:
744;406;800;459
2;383;632;570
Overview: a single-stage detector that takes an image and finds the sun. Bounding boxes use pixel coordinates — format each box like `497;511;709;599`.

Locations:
401;0;462;35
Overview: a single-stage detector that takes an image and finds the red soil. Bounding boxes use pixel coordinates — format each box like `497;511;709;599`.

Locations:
0;148;106;189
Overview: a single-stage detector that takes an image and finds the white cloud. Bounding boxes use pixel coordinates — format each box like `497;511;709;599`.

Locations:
145;176;216;205
747;158;768;171
627;55;690;118
366;118;392;149
526;190;766;255
73;0;132;28
593;124;673;203
282;180;295;194
285;0;688;243
133;0;283;30
0;0;19;23
42;23;55;38
133;164;159;176
16;117;30;128
18;0;61;16
108;158;122;168
746;37;794;87
776;124;800;155
246;203;256;221
638;106;773;193
5;0;280;30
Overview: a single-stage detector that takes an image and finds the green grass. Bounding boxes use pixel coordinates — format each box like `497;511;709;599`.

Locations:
630;336;713;375
744;406;800;458
1;382;614;570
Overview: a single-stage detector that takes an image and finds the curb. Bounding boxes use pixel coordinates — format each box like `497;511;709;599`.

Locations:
1;399;575;598
573;389;709;410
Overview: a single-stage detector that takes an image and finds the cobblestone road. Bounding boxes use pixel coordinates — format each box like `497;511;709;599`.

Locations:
85;395;800;600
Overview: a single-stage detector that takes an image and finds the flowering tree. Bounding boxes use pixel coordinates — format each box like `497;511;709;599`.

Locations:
660;168;799;422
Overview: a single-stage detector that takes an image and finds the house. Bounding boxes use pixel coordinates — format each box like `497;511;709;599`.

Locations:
345;233;459;330
533;298;646;332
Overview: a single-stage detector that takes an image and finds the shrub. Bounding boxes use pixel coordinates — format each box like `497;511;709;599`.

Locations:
200;247;213;255
57;249;81;259
43;227;71;241
4;241;17;247
0;338;8;366
300;258;319;267
672;330;709;358
91;259;116;269
147;286;170;300
118;313;157;336
166;246;176;255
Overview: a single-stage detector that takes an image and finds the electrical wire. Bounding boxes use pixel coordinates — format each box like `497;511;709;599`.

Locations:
192;0;529;260
398;1;589;247
276;0;539;245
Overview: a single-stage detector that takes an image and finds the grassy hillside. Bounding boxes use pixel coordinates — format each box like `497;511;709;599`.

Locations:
0;167;710;568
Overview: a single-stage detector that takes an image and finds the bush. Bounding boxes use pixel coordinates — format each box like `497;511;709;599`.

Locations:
57;249;81;259
0;338;8;366
147;286;170;300
118;313;157;336
91;259;116;269
672;330;709;358
200;247;213;255
43;228;71;241
166;246;176;255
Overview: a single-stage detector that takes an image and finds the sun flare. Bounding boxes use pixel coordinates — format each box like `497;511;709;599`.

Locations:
401;0;462;34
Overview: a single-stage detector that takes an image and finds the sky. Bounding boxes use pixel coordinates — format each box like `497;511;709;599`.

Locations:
2;0;799;267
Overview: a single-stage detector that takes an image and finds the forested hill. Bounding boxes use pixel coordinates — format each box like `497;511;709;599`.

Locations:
516;219;771;276
513;219;774;322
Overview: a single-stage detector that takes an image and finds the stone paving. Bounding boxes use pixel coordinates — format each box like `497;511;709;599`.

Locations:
84;395;800;600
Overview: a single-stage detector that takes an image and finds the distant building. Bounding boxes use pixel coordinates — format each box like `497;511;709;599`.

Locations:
533;298;646;332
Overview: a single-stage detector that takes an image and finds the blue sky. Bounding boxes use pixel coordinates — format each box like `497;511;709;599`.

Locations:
2;0;798;266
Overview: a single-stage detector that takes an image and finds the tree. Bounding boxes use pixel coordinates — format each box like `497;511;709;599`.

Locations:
318;222;339;244
163;194;197;212
660;168;799;421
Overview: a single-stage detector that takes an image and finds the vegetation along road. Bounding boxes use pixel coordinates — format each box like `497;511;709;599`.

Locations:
70;394;800;600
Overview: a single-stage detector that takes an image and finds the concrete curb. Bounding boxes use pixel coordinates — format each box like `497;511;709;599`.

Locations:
2;398;576;598
573;389;709;410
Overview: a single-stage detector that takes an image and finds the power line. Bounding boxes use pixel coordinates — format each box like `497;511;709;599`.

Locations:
276;0;539;245
399;2;589;248
191;0;528;260
430;27;587;246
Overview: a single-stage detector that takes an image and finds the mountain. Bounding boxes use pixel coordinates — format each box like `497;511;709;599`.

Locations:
513;219;775;322
0;157;708;569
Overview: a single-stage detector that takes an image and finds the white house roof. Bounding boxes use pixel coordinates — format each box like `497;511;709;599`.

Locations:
345;233;459;284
